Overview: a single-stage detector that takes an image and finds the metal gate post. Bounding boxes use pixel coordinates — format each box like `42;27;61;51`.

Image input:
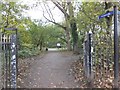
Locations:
87;31;93;86
88;32;92;78
113;6;119;88
5;35;8;88
10;34;17;88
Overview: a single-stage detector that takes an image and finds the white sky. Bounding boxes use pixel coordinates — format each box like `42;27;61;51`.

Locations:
19;0;64;23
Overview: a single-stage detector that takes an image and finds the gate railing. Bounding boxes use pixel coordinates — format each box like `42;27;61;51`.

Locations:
83;30;119;87
0;33;10;88
0;31;17;89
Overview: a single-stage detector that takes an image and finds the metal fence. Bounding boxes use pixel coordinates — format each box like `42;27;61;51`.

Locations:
83;31;119;88
82;6;120;88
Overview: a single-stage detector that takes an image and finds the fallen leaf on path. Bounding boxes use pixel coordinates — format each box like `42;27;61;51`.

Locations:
53;86;56;88
51;83;53;85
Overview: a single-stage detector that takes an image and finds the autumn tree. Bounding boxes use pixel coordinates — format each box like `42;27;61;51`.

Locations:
41;1;71;51
49;1;80;53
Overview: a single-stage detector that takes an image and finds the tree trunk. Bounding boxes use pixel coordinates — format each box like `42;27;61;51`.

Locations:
65;28;71;50
70;21;79;54
51;1;79;52
64;13;71;51
68;2;79;54
51;1;72;51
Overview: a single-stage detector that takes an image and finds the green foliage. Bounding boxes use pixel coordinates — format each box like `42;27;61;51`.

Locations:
76;2;115;65
77;2;106;47
18;45;41;59
28;23;66;49
46;25;66;48
18;22;66;58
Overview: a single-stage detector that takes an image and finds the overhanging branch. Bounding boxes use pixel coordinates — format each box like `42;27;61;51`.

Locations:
43;13;66;30
51;1;70;18
40;2;66;30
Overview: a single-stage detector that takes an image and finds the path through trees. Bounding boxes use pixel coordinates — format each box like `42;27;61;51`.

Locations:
18;51;80;88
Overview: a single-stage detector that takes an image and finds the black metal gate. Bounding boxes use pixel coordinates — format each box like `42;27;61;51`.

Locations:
83;6;120;88
0;28;18;88
83;31;120;87
83;32;93;85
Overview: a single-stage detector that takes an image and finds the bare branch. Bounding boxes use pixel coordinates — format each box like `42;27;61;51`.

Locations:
43;14;66;29
43;3;55;22
51;1;70;18
40;3;66;30
45;3;55;21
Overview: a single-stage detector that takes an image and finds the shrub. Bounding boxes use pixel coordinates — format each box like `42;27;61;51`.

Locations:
18;45;41;59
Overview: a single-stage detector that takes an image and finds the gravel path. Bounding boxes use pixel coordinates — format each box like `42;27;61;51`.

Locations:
19;51;80;88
